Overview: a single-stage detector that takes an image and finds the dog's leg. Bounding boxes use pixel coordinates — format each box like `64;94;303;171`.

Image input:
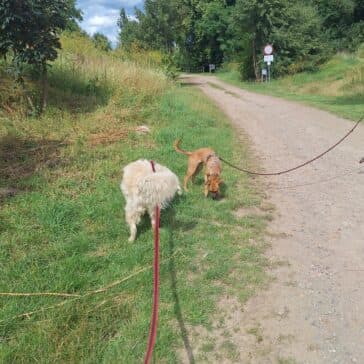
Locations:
128;223;137;242
148;207;157;231
125;201;143;242
204;174;209;197
204;186;209;197
183;174;191;191
184;159;201;191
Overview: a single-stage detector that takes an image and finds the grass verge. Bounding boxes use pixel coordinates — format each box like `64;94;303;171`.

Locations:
0;71;268;361
217;49;364;121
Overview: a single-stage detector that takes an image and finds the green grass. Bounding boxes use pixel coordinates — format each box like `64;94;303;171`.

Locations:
217;49;364;121
0;41;268;362
277;357;297;364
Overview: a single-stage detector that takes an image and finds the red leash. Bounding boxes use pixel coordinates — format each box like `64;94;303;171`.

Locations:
144;161;161;364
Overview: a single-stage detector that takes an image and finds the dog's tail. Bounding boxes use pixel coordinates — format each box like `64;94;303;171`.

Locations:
173;139;192;156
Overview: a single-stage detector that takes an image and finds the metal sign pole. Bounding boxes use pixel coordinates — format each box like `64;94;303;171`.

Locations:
263;45;274;84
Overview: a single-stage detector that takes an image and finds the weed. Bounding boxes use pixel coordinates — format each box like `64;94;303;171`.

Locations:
220;340;240;362
277;357;297;364
247;326;264;343
201;339;216;353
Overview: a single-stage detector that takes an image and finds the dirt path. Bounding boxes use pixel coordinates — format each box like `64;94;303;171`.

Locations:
184;75;364;364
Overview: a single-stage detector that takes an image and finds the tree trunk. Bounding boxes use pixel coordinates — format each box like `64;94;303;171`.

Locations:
19;80;36;114
40;62;48;113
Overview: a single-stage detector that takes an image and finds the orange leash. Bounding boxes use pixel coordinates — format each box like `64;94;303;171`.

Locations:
144;161;160;364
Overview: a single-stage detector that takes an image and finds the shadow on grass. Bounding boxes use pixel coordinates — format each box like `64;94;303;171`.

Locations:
129;196;197;361
0;134;68;191
133;194;198;239
0;64;112;115
218;181;228;200
179;82;203;88
165;205;196;364
331;94;364;106
46;68;113;113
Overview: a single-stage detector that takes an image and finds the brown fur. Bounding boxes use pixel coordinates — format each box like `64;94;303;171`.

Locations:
360;157;364;164
174;139;222;198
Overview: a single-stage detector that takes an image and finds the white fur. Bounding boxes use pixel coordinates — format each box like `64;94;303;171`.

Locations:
120;159;182;241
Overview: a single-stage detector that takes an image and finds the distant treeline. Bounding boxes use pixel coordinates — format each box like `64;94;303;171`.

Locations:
118;0;364;78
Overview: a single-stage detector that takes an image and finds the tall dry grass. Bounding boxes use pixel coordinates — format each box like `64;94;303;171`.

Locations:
0;32;170;119
0;32;171;144
57;32;170;101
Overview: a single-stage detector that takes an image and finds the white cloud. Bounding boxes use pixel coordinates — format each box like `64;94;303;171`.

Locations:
127;14;138;22
78;0;143;10
76;0;143;47
119;0;143;6
88;14;118;28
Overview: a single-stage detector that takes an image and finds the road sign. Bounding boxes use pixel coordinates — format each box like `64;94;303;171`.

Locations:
263;52;274;82
264;44;273;55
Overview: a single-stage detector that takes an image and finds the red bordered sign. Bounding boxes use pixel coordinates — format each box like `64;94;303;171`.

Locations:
264;44;273;55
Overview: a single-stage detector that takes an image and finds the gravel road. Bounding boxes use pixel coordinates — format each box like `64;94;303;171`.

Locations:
185;75;364;364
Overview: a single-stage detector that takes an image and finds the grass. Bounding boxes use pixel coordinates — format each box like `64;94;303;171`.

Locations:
277;357;297;364
0;35;268;363
219;340;240;362
247;326;263;343
217;47;364;121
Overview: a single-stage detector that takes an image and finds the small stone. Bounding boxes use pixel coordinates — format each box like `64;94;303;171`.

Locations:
135;125;151;134
0;187;19;198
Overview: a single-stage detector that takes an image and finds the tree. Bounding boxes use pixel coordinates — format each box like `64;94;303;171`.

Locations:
92;32;112;52
0;0;81;112
141;0;182;52
313;0;364;50
233;0;325;79
118;8;144;49
196;1;232;66
115;0;359;77
118;2;183;52
233;0;290;79
272;3;326;74
117;0;235;70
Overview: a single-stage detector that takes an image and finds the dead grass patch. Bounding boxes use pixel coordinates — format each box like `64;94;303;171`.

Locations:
0;135;68;184
233;205;271;219
88;128;130;146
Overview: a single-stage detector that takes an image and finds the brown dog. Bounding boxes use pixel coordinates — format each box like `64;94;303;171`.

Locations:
174;139;222;198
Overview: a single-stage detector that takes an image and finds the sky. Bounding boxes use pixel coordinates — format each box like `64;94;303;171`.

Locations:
76;0;143;46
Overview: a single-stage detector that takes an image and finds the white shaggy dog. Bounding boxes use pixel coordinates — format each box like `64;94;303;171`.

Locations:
121;159;182;242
